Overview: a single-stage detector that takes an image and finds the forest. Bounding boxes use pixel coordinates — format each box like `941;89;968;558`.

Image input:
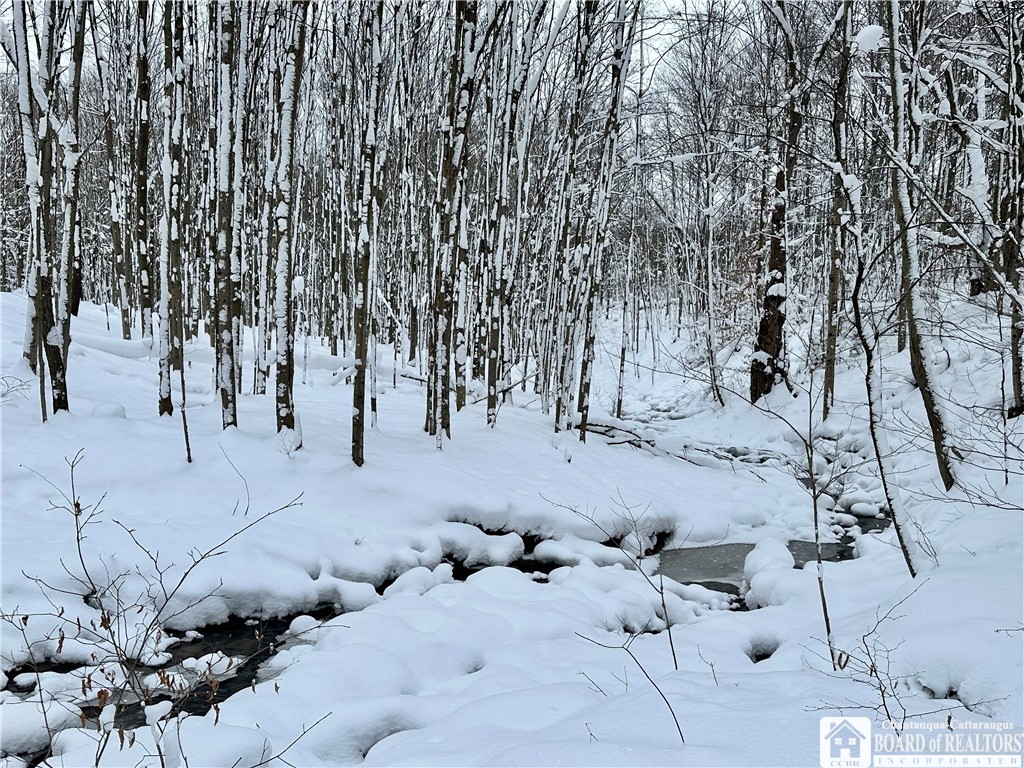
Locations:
0;0;1021;766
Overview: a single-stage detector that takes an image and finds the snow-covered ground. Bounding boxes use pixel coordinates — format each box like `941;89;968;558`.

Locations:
2;292;1021;767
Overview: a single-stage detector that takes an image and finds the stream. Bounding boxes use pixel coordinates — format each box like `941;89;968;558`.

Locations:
657;514;890;595
3;511;890;765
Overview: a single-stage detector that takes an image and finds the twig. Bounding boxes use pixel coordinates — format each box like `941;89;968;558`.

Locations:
576;632;685;744
219;445;251;517
695;644;718;687
247;712;332;768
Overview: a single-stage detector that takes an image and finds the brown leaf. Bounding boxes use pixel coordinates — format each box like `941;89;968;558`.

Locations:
97;689;110;710
213;703;220;726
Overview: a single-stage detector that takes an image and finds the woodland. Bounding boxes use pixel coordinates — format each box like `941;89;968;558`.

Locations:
0;0;1017;457
0;1;1022;767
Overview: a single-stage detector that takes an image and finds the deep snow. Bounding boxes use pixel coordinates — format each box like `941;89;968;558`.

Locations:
1;292;1021;767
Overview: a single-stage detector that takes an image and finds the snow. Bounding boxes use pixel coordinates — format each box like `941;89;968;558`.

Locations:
743;538;795;583
0;293;1021;766
145;701;173;726
853;25;884;54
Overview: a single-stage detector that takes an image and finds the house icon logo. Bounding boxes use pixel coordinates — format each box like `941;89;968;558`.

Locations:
819;716;871;768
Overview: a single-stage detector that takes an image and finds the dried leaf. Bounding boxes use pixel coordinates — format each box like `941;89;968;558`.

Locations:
118;726;125;750
213;703;220;726
97;688;110;709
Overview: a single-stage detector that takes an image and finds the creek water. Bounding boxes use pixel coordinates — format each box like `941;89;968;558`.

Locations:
657;516;890;595
5;514;890;766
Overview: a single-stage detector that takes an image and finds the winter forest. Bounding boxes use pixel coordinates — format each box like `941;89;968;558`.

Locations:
0;0;1022;766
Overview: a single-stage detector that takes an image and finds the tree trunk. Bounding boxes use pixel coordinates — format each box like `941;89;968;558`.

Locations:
13;0;69;415
215;0;239;429
823;0;852;421
578;0;637;442
352;1;382;466
159;0;185;416
750;0;802;404
135;1;152;341
887;0;957;490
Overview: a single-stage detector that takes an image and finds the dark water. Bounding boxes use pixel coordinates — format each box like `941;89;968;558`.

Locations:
4;513;888;765
657;516;890;595
4;604;340;738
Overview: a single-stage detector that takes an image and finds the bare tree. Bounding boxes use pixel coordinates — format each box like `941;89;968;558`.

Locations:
11;0;70;416
886;0;957;490
214;0;239;429
134;0;153;341
351;1;382;466
271;0;309;448
577;0;639;442
159;0;185;417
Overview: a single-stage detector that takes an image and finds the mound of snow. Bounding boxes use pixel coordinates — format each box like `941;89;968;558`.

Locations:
742;539;794;583
91;402;126;418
